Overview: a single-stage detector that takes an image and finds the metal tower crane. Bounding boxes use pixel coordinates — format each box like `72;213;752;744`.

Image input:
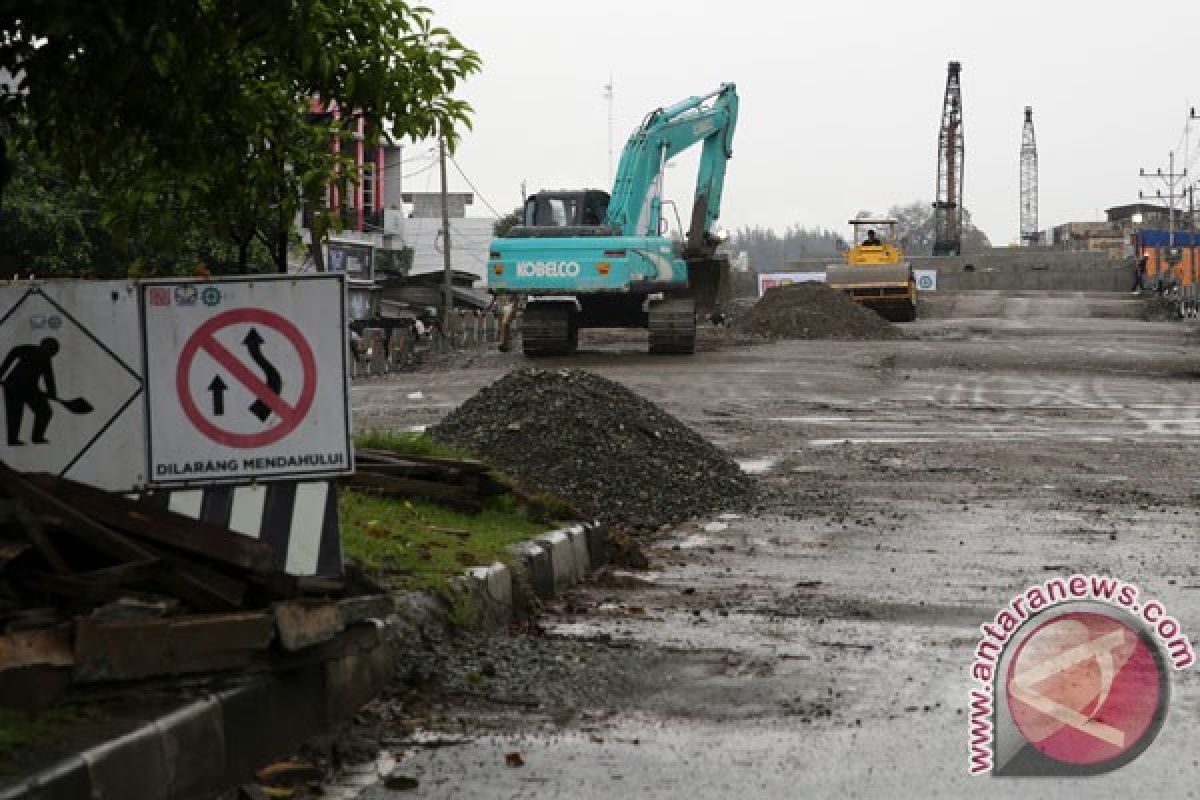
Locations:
933;61;964;256
1020;106;1039;245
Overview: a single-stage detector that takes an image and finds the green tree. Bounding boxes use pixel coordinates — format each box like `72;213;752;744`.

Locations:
731;224;846;272
0;1;480;274
493;208;522;238
0;155;94;273
886;200;991;255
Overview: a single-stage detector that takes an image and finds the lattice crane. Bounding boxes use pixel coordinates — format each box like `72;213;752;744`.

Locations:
933;62;964;256
1020;106;1039;245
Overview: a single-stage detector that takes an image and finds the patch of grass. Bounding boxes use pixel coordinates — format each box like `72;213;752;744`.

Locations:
354;429;468;460
339;490;554;596
0;706;100;771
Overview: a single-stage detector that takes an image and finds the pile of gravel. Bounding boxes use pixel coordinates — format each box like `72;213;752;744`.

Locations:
1140;294;1181;321
732;282;906;340
430;369;756;530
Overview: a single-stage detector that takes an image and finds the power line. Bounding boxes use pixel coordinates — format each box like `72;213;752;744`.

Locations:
402;160;438;180
448;155;506;218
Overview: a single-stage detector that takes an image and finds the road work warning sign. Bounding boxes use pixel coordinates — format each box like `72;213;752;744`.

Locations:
0;281;145;491
143;275;352;485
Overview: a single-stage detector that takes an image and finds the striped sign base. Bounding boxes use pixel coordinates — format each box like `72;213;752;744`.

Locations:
137;480;343;578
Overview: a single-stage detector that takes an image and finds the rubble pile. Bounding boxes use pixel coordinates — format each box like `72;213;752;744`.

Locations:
0;465;380;708
430;369;756;530
732;282;906;340
1140;293;1180;322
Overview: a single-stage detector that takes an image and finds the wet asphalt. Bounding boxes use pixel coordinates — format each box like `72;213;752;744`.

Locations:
349;291;1200;799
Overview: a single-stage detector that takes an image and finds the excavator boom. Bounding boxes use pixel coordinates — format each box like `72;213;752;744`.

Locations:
488;84;739;355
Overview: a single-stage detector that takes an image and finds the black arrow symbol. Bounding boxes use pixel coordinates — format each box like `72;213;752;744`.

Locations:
243;328;283;423
208;375;228;416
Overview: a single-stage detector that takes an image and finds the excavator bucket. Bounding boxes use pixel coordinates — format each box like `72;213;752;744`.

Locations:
826;263;917;322
684;255;733;314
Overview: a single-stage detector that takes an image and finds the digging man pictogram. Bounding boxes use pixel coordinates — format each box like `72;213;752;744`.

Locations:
0;337;93;445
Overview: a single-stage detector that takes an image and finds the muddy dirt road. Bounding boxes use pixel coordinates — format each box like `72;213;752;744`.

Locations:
351;291;1200;798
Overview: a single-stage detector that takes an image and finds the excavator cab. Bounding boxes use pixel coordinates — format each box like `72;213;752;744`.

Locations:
514;190;611;232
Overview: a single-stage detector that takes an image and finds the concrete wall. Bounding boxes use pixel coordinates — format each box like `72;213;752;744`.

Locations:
776;250;1135;293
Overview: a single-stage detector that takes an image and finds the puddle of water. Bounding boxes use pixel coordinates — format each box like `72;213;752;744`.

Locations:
407;424;428;433
675;534;715;549
738;457;778;474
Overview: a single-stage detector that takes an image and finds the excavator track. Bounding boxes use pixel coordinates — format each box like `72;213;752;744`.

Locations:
520;303;578;356
647;297;697;354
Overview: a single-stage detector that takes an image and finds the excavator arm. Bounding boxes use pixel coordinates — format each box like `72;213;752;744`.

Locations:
488;82;739;356
604;83;738;252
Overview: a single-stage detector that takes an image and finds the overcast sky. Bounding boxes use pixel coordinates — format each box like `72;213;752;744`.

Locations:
418;0;1200;247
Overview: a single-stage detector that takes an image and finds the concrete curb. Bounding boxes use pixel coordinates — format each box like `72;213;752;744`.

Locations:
1;521;608;799
459;521;607;628
0;621;394;800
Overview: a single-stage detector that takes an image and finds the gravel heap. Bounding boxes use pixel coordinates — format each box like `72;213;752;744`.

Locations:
430;369;756;529
732;282;906;340
1140;293;1180;321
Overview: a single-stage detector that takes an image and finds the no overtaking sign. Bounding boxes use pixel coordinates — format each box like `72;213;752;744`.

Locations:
143;275;352;485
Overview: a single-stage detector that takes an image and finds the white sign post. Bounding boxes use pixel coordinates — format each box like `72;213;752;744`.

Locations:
0;281;146;491
914;269;938;291
142;275;353;486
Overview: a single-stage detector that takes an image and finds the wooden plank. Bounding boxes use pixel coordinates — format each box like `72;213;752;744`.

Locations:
24;474;275;574
340;472;481;512
141;543;248;611
25;567;162;607
0;627;74;671
274;601;344;651
357;462;468;482
0;466;154;563
24;526;73;575
356;448;489;474
0;501;71;574
74;612;273;682
0;538;32;568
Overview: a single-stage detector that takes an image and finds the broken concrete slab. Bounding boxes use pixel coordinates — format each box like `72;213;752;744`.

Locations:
74;613;274;682
274;601;344;651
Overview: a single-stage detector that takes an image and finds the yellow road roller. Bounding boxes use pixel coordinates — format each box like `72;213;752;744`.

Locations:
826;218;917;322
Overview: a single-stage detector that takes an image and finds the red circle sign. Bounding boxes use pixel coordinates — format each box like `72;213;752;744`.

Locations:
176;308;317;448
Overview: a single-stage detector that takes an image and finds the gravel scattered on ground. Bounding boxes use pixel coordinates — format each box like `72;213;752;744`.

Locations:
732;282;906;340
1140;293;1181;321
429;369;757;530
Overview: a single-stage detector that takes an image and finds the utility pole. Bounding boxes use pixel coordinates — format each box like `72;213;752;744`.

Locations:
604;76;614;184
1192;108;1199;235
438;136;453;327
1139;151;1187;251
